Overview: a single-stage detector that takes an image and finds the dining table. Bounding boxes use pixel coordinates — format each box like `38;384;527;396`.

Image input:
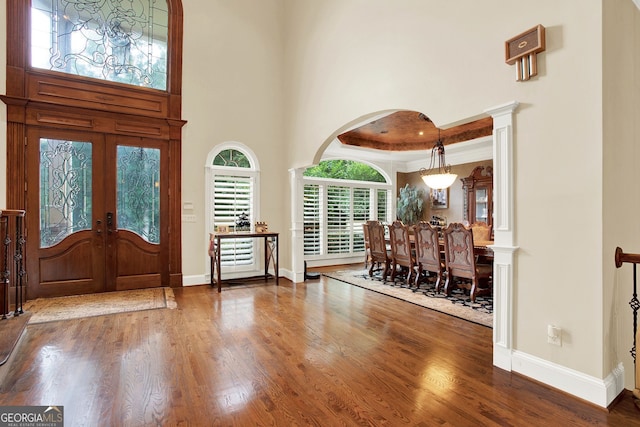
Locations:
385;235;494;260
470;240;494;260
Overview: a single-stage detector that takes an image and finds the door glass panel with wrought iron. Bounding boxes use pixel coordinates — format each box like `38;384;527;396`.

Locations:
116;145;161;244
39;138;93;248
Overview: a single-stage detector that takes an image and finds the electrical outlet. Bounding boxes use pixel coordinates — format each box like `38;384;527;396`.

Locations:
182;214;196;223
547;325;562;346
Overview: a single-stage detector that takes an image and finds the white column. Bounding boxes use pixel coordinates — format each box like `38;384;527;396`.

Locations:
484;101;519;371
289;167;306;283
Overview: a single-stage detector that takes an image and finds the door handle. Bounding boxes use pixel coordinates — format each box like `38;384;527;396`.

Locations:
106;212;113;234
96;219;102;235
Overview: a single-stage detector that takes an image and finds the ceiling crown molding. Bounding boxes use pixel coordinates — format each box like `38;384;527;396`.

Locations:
404;136;492;173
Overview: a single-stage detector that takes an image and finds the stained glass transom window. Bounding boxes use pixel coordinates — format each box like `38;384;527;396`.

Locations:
31;0;168;90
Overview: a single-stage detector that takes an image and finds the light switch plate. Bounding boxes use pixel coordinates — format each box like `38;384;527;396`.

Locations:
182;214;196;223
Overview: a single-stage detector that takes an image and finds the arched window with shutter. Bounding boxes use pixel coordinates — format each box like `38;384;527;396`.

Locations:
206;144;262;275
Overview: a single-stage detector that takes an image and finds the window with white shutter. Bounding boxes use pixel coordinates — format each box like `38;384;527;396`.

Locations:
302;160;391;262
377;189;389;222
212;175;254;266
206;145;260;274
304;184;322;256
352;188;370;252
327;186;351;254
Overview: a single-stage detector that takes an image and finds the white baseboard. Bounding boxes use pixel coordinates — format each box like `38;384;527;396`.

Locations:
182;274;208;286
182;268;294;287
511;350;625;408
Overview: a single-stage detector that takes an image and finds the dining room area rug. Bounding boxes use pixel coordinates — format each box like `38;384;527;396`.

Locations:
25;287;177;324
323;270;492;328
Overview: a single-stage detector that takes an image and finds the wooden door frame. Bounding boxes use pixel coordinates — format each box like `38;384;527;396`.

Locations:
2;0;186;290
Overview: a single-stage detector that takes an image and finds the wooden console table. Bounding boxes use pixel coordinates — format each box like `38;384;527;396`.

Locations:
209;232;279;293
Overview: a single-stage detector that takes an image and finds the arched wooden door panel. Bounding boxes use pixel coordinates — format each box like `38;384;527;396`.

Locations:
26;128;106;298
106;136;169;291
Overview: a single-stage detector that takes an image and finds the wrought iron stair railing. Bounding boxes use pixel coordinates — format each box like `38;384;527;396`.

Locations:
615;247;640;404
1;209;26;319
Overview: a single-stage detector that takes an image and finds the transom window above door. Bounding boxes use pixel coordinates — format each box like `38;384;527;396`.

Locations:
31;0;169;90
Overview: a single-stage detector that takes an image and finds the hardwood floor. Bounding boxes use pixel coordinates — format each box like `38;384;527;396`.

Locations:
0;270;639;426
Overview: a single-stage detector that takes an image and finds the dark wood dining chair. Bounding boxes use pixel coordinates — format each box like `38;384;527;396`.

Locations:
413;221;444;292
470;221;492;242
388;220;415;286
362;220;380;269
470;221;493;265
367;221;391;280
442;222;492;302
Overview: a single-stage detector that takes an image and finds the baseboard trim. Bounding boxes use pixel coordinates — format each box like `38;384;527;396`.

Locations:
183;269;293;287
511;350;625;408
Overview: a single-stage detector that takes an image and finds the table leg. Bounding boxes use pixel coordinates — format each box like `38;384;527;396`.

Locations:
216;236;222;293
264;235;278;285
264;237;269;281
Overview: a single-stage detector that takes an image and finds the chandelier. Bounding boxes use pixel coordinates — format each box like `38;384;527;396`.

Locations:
419;130;457;189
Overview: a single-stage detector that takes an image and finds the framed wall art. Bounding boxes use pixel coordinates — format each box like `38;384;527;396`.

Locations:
430;188;448;209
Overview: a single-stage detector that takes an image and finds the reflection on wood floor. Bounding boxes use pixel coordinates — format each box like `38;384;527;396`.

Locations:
0;269;638;426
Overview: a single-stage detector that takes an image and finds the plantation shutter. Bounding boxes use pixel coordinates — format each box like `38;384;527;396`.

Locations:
327;186;351;254
377;189;389;223
303;184;322;255
212;174;254;266
352;188;370;252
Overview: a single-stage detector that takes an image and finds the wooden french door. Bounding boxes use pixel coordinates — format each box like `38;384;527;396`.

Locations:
26;128;169;298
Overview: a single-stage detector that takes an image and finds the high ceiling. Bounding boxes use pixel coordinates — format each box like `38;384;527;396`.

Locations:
337;111;493;152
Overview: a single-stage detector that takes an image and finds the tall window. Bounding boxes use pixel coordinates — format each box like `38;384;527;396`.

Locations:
31;0;168;90
207;146;260;271
303;160;391;259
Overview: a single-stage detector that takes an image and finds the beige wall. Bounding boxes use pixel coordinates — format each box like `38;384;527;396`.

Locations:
603;0;640;387
281;0;612;384
398;160;493;225
180;0;288;276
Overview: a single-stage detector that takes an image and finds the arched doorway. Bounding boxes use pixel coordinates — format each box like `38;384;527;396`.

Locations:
290;102;519;371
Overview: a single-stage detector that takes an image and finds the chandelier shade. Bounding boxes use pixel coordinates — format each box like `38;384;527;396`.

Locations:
419;132;457;190
421;172;458;189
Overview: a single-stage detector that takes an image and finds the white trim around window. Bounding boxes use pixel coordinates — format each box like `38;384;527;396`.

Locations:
205;142;262;278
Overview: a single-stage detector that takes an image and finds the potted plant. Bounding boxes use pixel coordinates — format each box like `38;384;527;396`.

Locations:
396;184;426;225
